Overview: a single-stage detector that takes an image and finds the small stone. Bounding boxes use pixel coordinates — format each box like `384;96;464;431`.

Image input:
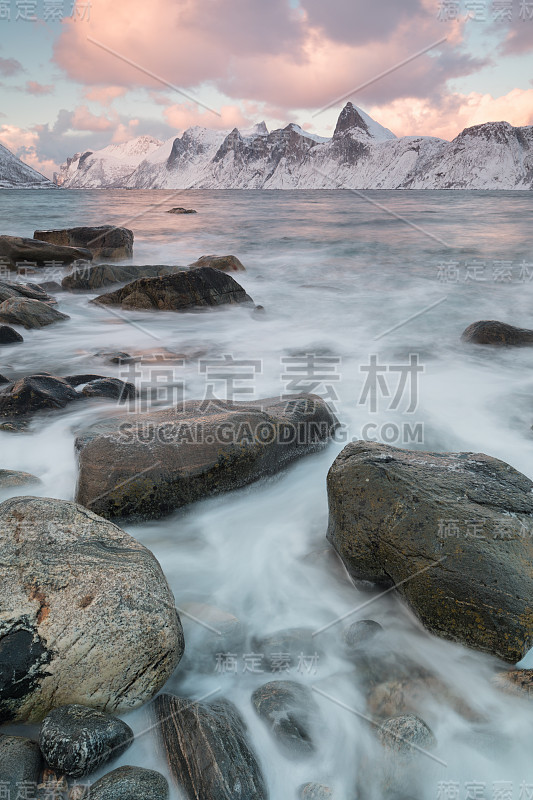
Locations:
189;254;245;272
0;735;43;796
0;325;23;344
378;714;436;756
342;620;383;654
39;704;133;778
88;766;169;800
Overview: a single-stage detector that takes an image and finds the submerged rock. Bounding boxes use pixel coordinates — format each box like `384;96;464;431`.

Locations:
379;714;436;756
34;226;133;261
327;441;533;663
75;394;338;520
189;254;245;272
462;320;533;346
0;496;183;723
81;377;136;401
0;325;23;344
252;627;322;673
493;669;533;698
89;766;169;800
178;603;245;673
342;620;383;657
0;469;41;487
251;680;319;758
0;735;43;796
0;235;92;270
0;297;69;328
92;267;252;311
39;705;132;778
62;263;185;292
299;783;333;800
155;693;267;800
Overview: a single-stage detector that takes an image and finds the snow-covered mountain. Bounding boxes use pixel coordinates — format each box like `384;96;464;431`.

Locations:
55;104;533;190
0;142;55;188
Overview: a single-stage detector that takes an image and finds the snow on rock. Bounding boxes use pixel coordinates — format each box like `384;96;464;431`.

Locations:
55;135;163;189
0;142;55;189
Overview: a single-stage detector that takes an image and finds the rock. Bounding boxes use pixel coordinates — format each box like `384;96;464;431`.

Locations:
92;267;252;311
0;469;41;487
299;783;333;800
0;496;183;723
155;693;268;800
36;768;70;800
0;235;92;270
461;320;533;346
62;264;185;292
493;669;533;698
0;735;43;796
94;350;135;364
75;394;337;520
251;680;319;758
39;704;133;778
167;207;197;214
0;325;23;344
378;714;436;756
0;280;56;305
367;676;478;722
0;374;9;385
252;627;322;673
38;280;64;294
179;603;245;673
327;441;533;663
89;766;169;800
189;254;245;272
0;297;69;329
342;620;383;656
34;227;133;261
81;378;136;401
0;374;80;419
64;373;108;387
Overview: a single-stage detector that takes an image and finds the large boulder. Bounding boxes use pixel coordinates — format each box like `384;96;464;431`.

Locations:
0;325;23;344
34;226;133;261
0;235;92;270
89;766;169;800
62;264;184;292
0;280;56;304
92;267;252;311
155;693;268;800
0;735;43;797
0;297;69;328
189;254;245;272
0;496;184;723
461;320;533;346
75;394;338;520
327;441;533;663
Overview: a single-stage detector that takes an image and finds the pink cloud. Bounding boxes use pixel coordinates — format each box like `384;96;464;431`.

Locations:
71;105;116;131
0;124;58;177
25;81;54;95
84;86;127;105
163;103;251;131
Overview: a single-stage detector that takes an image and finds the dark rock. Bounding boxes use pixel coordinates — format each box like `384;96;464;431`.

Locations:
0;280;56;305
462;320;533;346
189;254;245;272
39;704;133;778
0;469;41;487
0;374;80;418
167;207;197;214
0;496;184;723
81;378;136;401
0;297;69;329
299;783;333;800
92;267;252;311
342;620;383;656
0;325;23;344
34;227;133;261
327;441;533;663
155;693;268;800
62;264;185;292
0;235;92;270
0;374;9;385
75;394;338;520
378;714;436;756
64;374;109;387
251;680;319;758
0;735;43;796
38;281;64;294
89;766;169;800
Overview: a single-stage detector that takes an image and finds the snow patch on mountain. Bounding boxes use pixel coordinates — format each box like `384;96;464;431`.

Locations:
0;142;54;188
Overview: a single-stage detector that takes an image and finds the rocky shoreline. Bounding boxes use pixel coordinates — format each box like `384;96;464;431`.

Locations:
1;223;533;799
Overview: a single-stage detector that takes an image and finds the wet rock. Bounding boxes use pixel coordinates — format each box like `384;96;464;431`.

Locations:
0;280;56;305
342;620;383;656
252;627;322;673
34;227;133;261
81;378;136;401
0;735;43;796
0;297;69;329
378;714;436;756
367;675;478;721
0;374;9;385
0;469;41;487
167;207;196;215
92;266;252;311
94;350;135;365
155;693;267;800
0;235;92;270
461;320;533;346
179;603;245;673
62;264;185;292
0;374;80;419
189;254;245;272
327;441;533;663
89;766;169;800
493;669;533;698
0;496;183;723
299;783;333;800
64;374;108;387
39;705;133;778
0;325;23;344
38;280;64;294
75;394;338;520
251;680;319;758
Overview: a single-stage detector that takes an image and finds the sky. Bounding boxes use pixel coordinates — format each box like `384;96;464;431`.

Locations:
0;0;531;178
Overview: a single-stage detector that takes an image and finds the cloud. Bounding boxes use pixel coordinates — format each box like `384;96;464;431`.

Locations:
0;56;23;77
163;103;252;131
84;86;127;105
24;81;54;95
71;105;116;131
0;124;57;177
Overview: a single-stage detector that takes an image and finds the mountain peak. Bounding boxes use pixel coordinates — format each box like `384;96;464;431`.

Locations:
334;102;370;137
